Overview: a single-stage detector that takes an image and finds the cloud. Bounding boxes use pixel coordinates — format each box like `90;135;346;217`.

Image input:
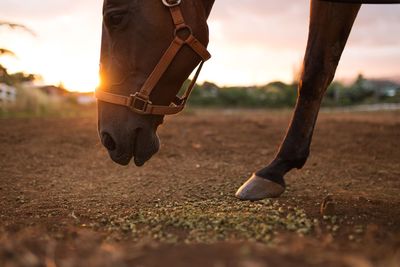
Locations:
205;1;400;85
351;5;400;46
209;0;308;48
0;0;79;20
0;0;399;88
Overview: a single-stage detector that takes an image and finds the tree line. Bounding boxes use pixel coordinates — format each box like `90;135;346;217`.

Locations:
185;75;400;108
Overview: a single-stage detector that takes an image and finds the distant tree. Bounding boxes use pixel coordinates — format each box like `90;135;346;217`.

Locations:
0;21;35;36
0;63;38;85
0;21;37;85
0;48;15;57
0;21;35;58
0;64;12;84
346;73;374;103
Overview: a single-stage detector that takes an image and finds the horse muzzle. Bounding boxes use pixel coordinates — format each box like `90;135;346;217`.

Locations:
100;127;160;167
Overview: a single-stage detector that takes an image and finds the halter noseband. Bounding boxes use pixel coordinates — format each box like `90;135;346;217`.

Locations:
95;0;211;115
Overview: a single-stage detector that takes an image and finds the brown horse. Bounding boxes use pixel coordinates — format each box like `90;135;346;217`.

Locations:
96;0;399;201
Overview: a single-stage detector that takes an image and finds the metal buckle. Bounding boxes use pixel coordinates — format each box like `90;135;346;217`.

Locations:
162;0;181;7
129;93;152;114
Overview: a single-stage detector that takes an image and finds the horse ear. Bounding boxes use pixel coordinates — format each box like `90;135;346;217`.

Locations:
201;0;215;18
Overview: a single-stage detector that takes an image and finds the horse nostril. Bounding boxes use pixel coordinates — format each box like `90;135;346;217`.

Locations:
101;132;116;151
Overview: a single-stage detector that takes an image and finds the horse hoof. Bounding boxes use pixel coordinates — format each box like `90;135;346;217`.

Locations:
235;174;285;201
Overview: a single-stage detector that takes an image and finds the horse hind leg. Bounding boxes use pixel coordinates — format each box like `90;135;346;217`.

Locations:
236;0;361;201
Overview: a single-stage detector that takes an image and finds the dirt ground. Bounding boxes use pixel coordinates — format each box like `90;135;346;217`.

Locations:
0;109;399;267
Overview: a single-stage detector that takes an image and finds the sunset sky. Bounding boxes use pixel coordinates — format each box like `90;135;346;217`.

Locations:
0;0;400;92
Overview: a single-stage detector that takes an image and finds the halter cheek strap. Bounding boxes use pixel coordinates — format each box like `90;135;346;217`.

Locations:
95;0;211;115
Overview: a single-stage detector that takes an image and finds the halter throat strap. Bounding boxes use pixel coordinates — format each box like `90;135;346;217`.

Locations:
95;0;211;115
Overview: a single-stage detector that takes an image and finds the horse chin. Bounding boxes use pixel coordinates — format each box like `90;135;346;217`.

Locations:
132;129;160;167
108;150;133;166
105;128;160;167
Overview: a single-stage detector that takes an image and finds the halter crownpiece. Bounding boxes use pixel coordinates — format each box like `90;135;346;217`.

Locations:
95;0;211;115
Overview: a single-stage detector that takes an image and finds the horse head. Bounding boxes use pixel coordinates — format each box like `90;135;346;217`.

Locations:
97;0;214;166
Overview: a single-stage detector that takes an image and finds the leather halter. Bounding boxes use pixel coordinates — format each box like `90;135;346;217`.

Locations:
95;0;211;115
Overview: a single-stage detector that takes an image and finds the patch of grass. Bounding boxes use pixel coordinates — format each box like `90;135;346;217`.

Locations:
95;199;314;244
0;85;95;119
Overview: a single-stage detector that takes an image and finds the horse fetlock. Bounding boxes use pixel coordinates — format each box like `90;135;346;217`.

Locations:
292;156;308;169
273;154;309;170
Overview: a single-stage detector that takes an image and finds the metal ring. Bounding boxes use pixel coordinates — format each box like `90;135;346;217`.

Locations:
162;0;181;7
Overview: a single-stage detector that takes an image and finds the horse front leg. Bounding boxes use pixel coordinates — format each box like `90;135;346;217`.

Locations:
236;0;361;200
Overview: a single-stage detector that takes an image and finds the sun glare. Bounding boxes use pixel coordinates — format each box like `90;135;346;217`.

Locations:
0;48;100;93
42;64;100;93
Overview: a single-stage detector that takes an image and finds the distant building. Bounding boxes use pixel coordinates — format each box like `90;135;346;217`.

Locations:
37;85;69;98
362;79;400;98
75;93;96;105
0;83;17;106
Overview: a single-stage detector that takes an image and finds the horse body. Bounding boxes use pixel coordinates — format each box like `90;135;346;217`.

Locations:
97;0;397;200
